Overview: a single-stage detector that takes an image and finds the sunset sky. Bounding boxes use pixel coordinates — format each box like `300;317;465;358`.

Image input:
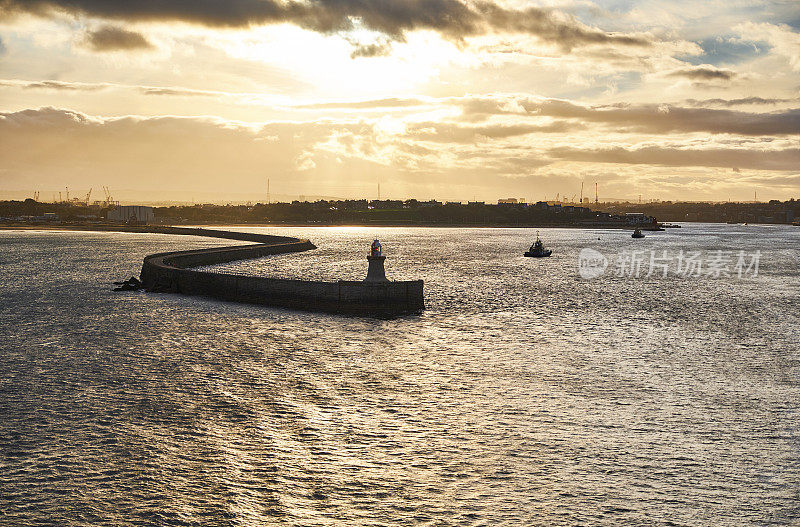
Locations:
0;0;798;203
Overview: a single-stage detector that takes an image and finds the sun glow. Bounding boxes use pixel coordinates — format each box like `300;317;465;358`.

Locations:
202;25;470;99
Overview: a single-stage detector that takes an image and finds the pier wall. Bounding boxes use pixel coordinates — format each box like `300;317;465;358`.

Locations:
138;227;424;316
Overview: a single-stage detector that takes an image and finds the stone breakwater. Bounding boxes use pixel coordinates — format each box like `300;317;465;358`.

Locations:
136;226;424;317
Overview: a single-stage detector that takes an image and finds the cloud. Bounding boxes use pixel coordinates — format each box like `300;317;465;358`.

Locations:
548;145;800;171
0;106;532;198
678;36;769;67
0;0;654;49
684;97;799;107
0;107;345;191
346;38;393;58
452;96;800;136
2;107;797;202
735;22;800;71
0;36;6;56
82;25;154;52
0;78;245;99
666;65;736;81
138;87;218;97
405;121;582;142
293;97;428;110
0;79;112;91
9;81;791;138
474;3;651;49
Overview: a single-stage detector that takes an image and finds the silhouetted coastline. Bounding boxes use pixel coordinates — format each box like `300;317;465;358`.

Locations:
1;198;798;228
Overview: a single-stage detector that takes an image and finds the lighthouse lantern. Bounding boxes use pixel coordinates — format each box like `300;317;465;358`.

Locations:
364;239;388;282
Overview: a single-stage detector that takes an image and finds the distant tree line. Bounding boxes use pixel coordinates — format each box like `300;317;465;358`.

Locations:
0;199;108;220
598;199;799;224
153;200;598;225
2;198;798;225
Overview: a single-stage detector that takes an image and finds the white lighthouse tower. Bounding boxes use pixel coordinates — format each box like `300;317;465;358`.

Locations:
364;239;388;282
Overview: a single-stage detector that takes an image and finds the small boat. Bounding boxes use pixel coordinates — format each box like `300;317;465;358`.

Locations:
632;228;645;238
525;234;552;257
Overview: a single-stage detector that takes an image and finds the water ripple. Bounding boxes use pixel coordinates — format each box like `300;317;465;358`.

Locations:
0;225;798;526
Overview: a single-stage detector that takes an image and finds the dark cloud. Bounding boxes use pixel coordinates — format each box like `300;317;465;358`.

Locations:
348;39;393;58
456;96;800;136
83;25;153;51
578;105;800;136
282;94;800;136
666;66;736;81
0;0;653;48
474;2;651;49
685;97;799;107
548;145;800;171
0;36;6;56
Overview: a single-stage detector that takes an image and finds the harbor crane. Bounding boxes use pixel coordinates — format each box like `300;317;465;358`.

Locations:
102;186;118;207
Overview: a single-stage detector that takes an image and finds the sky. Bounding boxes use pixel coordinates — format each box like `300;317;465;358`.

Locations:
0;0;798;203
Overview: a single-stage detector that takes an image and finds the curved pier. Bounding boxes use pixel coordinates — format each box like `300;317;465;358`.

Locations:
138;227;424;317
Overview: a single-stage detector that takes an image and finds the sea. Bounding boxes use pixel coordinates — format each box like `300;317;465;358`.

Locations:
1;224;798;526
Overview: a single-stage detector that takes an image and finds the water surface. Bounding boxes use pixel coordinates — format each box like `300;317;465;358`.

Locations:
1;224;798;526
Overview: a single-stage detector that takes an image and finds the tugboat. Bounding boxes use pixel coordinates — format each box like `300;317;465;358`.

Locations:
632;227;645;238
525;233;552;257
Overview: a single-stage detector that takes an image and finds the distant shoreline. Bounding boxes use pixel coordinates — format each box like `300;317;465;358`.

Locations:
0;222;658;232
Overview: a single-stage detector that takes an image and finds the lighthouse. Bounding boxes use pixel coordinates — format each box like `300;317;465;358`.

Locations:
364;239;388;282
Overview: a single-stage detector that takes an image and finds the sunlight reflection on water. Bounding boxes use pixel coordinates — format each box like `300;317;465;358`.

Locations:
0;224;798;526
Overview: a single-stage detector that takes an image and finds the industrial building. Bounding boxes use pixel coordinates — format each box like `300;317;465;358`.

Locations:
107;206;154;224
